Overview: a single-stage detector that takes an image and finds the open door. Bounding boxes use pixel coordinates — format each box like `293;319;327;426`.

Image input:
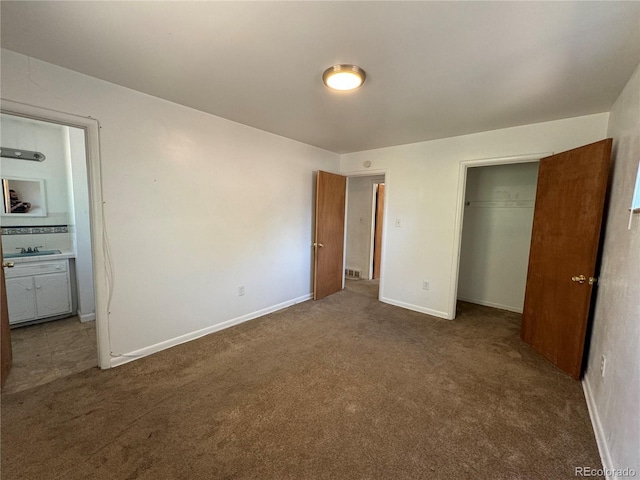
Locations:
1;238;13;387
372;183;385;279
313;171;347;300
521;139;612;379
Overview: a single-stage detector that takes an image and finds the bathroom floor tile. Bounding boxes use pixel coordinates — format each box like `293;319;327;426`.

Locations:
2;316;98;394
48;330;92;353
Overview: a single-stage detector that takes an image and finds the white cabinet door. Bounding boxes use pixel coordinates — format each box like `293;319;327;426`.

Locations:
34;272;71;318
6;277;37;324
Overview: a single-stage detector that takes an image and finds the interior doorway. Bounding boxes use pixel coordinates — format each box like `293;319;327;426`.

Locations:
344;174;386;299
449;152;550;318
457;162;539;313
1;113;99;393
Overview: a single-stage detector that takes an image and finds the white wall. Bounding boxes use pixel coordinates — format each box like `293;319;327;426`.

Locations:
345;175;385;279
64;126;95;321
340;113;609;318
0;115;73;252
458;163;538;313
583;63;640;476
1;49;339;360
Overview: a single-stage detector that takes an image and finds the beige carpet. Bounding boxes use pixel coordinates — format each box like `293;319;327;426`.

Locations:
1;289;602;480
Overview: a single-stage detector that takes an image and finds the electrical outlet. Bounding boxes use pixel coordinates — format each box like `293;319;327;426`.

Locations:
238;285;245;296
600;355;606;377
422;281;430;290
395;218;402;227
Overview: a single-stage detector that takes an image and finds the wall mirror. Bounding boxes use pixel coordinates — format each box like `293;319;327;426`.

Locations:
1;177;47;217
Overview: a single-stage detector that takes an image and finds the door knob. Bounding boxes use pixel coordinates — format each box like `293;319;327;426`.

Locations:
571;275;586;284
2;262;14;268
313;243;324;248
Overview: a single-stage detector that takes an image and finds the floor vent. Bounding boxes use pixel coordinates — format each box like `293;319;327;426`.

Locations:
345;268;361;279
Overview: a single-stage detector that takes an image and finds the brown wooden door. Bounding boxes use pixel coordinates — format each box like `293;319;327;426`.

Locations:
1;239;13;387
521;139;612;379
373;183;385;279
313;171;347;300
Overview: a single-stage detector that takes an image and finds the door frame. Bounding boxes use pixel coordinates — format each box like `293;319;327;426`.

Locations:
448;153;552;319
1;98;111;369
344;169;389;298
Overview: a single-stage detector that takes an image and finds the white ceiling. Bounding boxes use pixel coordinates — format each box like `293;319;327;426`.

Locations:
1;1;639;154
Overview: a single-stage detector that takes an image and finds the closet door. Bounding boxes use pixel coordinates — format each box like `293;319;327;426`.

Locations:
521;139;612;379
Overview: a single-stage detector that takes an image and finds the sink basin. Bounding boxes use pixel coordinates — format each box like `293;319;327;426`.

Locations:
4;249;62;259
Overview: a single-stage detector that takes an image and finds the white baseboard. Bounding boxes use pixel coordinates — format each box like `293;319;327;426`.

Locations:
456;296;523;314
379;296;450;320
582;375;615;479
110;293;312;368
78;311;96;322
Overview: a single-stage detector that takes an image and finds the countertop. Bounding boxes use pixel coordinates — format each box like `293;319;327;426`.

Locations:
3;252;76;264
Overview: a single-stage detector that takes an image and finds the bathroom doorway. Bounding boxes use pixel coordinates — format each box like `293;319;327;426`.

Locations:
1;112;99;393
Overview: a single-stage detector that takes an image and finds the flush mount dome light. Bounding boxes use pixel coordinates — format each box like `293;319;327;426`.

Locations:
322;64;366;91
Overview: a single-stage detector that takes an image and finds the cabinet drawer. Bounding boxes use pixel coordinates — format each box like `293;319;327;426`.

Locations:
4;260;67;278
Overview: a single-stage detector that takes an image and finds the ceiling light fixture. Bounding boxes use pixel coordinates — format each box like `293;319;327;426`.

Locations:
322;64;366;91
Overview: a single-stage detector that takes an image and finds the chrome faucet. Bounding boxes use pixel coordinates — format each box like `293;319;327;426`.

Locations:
16;246;43;254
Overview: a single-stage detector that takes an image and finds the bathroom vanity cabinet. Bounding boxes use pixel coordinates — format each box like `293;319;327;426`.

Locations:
4;258;72;325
